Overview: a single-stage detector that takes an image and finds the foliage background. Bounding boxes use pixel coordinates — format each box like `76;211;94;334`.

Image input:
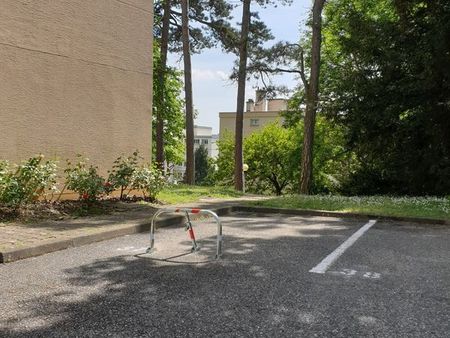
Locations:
152;42;185;166
319;0;450;196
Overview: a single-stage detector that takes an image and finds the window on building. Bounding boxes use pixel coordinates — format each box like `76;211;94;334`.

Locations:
250;119;260;127
202;139;209;145
194;139;200;144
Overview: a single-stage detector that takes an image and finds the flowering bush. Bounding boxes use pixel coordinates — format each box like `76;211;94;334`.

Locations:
107;151;141;199
0;161;10;200
64;157;105;203
0;156;58;206
131;164;166;202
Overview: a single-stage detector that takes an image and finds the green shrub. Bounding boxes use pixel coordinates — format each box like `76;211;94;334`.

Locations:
64;157;105;203
107;151;141;200
214;118;355;195
0;156;58;206
194;145;211;185
208;131;235;186
131;164;166;202
0;161;11;200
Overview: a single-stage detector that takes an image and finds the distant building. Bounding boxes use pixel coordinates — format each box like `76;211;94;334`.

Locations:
194;125;213;157
210;134;219;159
219;90;288;139
193;125;219;158
171;125;218;182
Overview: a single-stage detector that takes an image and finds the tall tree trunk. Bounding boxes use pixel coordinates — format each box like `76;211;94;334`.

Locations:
299;0;325;194
182;0;195;185
234;0;251;192
156;0;171;170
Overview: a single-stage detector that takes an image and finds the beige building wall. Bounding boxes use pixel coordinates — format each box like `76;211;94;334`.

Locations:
0;0;153;174
219;111;283;139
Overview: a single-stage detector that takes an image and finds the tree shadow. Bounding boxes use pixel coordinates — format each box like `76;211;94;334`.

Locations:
0;224;354;337
2;214;446;337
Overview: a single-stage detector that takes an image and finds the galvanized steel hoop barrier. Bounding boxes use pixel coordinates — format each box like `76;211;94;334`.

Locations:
146;208;223;259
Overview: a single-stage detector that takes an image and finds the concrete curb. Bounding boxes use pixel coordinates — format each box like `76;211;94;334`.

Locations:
0;207;234;264
2;204;447;263
0;213;185;264
233;206;450;226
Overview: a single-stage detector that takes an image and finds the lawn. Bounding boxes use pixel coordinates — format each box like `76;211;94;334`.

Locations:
247;195;450;221
157;185;243;204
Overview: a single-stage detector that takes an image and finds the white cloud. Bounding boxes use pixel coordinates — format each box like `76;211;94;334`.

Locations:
192;69;230;81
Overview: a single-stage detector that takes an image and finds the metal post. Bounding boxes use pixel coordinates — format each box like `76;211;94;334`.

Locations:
185;211;199;252
146;208;223;259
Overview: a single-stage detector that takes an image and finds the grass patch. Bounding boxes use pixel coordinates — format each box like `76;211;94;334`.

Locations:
157;185;243;205
247;195;450;221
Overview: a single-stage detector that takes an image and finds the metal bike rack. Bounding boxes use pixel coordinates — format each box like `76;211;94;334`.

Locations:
146;208;223;259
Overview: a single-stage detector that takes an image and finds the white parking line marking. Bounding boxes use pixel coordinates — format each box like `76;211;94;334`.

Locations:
309;220;377;274
329;269;382;279
338;268;357;276
363;271;381;279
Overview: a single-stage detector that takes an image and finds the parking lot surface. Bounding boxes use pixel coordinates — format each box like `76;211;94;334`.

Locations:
1;212;449;337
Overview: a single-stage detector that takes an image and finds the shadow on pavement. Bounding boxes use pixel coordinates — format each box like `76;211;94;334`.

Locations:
1;230;345;337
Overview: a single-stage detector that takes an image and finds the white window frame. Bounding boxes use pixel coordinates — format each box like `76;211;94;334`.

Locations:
250;119;260;127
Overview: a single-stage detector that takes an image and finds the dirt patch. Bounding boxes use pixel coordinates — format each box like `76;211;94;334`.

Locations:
0;197;161;224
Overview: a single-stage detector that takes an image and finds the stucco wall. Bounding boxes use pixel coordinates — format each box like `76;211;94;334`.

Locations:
219;111;283;139
0;0;153;174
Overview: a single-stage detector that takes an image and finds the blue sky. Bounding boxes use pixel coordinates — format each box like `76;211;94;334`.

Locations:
169;0;311;133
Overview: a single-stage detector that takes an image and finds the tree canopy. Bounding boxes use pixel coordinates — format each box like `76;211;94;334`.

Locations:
194;145;210;184
320;0;450;195
153;0;450;197
152;42;185;166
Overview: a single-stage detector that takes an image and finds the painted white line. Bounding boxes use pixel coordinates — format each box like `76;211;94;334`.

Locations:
363;271;381;279
329;269;382;279
309;220;377;274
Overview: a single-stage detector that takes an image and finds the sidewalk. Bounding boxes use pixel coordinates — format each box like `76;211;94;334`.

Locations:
0;196;266;263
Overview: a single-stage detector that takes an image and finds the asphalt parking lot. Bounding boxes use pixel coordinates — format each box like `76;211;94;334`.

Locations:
1;212;449;337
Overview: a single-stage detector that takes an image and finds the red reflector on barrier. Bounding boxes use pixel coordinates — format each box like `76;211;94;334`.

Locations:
191;209;200;214
188;227;196;240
